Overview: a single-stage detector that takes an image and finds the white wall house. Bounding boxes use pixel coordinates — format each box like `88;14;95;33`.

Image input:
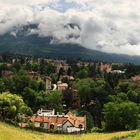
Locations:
21;110;86;133
62;120;85;133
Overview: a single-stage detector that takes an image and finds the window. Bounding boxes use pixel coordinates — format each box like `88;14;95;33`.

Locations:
50;124;54;129
40;122;44;128
79;124;83;129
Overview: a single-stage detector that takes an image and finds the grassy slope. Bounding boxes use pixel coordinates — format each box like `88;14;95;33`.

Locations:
0;122;137;140
125;131;140;140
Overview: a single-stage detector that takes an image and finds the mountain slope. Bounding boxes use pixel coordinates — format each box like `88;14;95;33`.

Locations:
0;33;140;64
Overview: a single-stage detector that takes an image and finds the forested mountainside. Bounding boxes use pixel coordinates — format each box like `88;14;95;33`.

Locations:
1;33;140;64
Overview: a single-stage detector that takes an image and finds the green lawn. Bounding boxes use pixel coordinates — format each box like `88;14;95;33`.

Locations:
0;122;138;140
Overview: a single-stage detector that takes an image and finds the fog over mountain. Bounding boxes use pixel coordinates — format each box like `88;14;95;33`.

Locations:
0;0;140;56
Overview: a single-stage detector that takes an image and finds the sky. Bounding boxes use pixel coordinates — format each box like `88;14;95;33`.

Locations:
0;0;140;55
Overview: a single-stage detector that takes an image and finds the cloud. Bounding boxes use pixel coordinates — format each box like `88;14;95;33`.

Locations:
0;0;57;6
0;0;140;55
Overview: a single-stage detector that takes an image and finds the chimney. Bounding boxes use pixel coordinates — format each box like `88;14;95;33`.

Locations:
62;113;65;117
52;109;55;115
84;115;87;131
74;114;76;126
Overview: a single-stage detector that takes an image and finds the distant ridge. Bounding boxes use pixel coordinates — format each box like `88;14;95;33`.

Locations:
0;33;140;64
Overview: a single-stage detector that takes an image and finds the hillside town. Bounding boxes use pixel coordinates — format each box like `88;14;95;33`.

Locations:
0;54;140;133
0;0;140;139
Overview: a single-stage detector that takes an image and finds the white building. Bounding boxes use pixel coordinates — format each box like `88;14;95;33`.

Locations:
23;110;87;133
37;109;55;116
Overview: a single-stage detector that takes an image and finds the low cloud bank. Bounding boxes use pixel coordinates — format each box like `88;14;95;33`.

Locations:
0;0;140;55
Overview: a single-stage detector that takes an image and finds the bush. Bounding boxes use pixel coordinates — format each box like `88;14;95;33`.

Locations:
28;122;35;129
90;127;103;133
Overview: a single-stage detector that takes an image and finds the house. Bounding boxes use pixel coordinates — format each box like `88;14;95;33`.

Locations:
45;76;52;90
1;70;14;77
63;112;86;133
100;63;112;73
30;112;86;133
57;81;68;90
131;75;140;83
69;76;75;81
54;60;69;74
20;110;86;133
76;61;84;67
59;75;75;82
30;115;68;130
110;70;125;74
28;71;39;80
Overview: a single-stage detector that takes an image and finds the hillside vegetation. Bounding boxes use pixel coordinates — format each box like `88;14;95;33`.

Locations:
1;34;140;64
0;122;138;140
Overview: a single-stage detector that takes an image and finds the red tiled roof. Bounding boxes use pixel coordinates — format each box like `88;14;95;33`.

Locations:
29;112;86;129
30;115;49;122
30;115;68;129
131;76;140;81
57;83;68;87
66;113;86;128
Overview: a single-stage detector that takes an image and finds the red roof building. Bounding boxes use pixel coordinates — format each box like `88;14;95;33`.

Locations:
20;111;86;133
131;75;140;83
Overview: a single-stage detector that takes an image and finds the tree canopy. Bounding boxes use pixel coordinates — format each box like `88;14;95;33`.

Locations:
0;92;32;120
